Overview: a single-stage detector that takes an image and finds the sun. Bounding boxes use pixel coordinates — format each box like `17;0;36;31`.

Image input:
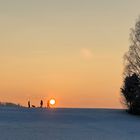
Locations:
49;99;56;105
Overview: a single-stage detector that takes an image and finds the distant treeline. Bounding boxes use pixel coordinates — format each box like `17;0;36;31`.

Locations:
0;102;23;107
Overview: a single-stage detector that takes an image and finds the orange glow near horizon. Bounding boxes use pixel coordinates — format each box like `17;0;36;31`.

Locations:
1;0;140;108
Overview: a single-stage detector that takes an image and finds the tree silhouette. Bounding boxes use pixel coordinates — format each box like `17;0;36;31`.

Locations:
121;73;140;114
124;17;140;77
122;16;140;114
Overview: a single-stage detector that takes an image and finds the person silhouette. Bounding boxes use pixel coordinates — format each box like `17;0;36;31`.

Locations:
47;100;50;109
28;101;30;108
40;100;43;108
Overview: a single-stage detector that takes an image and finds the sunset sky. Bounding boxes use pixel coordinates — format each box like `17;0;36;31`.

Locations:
0;0;140;108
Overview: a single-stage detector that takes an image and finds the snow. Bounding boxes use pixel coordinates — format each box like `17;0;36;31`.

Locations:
0;107;140;140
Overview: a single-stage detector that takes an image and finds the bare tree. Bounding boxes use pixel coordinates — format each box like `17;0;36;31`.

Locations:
124;17;140;77
122;16;140;114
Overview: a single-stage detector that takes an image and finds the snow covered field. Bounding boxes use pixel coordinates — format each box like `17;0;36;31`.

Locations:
0;107;140;140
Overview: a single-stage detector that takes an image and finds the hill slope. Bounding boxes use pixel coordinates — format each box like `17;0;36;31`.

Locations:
0;107;139;140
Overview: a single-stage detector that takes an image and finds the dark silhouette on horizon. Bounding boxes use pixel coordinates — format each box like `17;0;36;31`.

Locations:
0;102;22;108
32;105;36;108
28;101;30;108
47;100;50;108
40;100;43;108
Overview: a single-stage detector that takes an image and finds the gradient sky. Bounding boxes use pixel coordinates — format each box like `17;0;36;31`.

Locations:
0;0;140;108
